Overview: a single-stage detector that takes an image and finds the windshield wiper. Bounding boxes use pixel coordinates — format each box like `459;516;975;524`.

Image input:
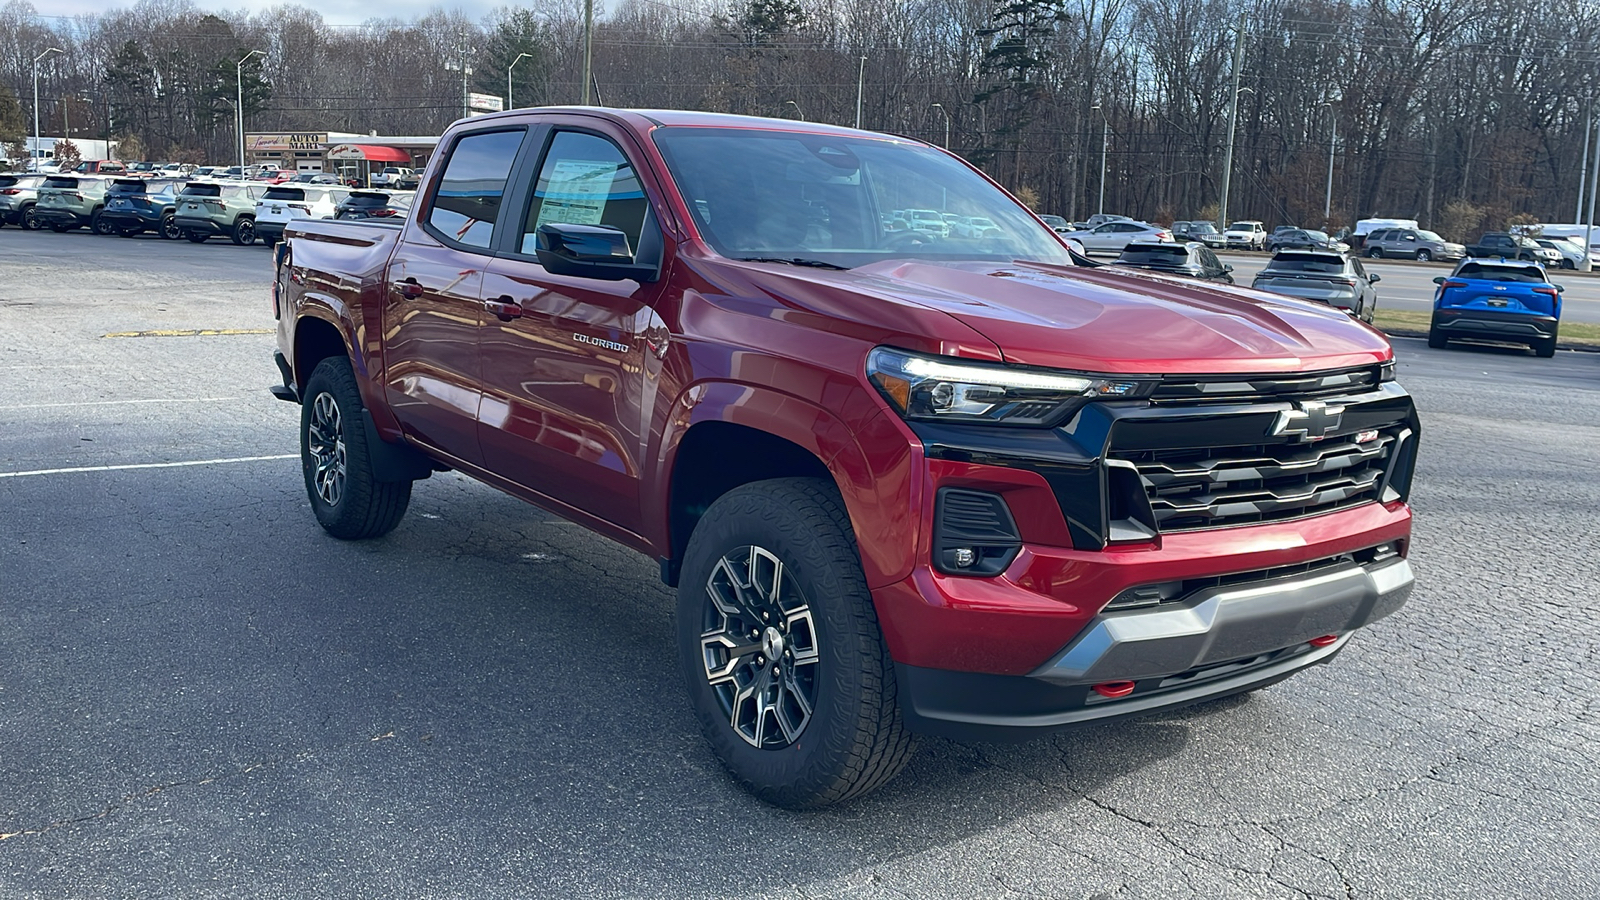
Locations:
734;256;851;270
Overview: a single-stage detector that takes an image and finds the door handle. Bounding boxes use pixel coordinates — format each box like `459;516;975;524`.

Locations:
395;278;424;299
484;296;523;321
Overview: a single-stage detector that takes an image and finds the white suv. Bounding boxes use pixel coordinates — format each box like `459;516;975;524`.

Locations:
253;185;350;245
1223;220;1267;250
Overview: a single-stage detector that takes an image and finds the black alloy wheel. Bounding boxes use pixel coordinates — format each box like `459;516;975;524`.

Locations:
232;216;256;246
21;206;39;230
299;356;412;539
91;209;112;235
160;213;181;240
677;478;916;809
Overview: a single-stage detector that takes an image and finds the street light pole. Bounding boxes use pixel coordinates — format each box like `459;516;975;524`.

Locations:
508;52;533;110
236;49;264;174
32;47;62;170
1090;103;1109;215
1218;14;1245;233
855;56;867;129
581;0;594;104
1323;99;1336;227
784;100;804;120
931;103;950;148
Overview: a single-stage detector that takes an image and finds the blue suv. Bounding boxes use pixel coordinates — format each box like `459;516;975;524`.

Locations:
1428;258;1562;357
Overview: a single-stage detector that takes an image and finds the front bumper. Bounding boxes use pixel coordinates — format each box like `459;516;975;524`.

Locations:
1433;309;1558;341
873;371;1419;739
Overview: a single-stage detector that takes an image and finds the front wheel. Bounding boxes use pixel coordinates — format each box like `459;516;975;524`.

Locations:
91;209;112;235
231;217;256;245
160;213;181;240
300;356;412;539
1562;258;1576;270
677;478;916;809
1415;249;1432;262
21;206;40;230
1368;247;1383;259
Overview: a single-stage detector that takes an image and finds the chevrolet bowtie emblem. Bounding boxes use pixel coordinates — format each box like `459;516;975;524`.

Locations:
1272;400;1344;442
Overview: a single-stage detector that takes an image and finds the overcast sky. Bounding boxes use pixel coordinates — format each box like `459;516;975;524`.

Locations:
37;1;501;28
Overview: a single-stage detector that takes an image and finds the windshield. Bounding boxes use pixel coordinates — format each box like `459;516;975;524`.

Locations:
1417;230;1445;242
1228;222;1256;231
1187;223;1217;234
1305;230;1331;241
652;127;1071;268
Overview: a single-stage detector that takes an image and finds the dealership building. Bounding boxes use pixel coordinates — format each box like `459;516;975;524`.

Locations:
243;132;440;177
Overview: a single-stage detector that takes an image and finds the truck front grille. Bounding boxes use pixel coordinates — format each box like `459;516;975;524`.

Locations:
1111;426;1402;532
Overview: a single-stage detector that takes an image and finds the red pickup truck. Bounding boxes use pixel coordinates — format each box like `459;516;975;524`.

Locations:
271;108;1419;808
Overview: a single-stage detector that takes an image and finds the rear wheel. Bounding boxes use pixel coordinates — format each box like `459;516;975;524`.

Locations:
1415;249;1431;262
1534;328;1558;358
678;478;916;809
1427;328;1448;349
300;356;412;539
231;217;256;246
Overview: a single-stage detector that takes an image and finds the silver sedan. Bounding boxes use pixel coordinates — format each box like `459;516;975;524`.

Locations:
1063;220;1174;255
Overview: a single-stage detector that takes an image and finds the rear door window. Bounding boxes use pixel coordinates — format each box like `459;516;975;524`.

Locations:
426;128;525;249
519;130;648;255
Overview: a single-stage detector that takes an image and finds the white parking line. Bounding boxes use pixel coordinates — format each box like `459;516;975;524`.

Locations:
0;397;242;411
0;455;296;479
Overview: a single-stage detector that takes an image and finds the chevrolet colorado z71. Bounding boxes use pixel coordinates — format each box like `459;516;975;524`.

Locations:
271;109;1420;808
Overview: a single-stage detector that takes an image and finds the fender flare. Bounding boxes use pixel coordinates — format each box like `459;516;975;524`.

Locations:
653;380;920;590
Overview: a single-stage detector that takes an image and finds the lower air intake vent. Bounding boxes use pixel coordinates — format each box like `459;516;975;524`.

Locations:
933;488;1022;576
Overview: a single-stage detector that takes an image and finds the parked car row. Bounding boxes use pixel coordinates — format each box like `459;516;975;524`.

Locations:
0;173;416;245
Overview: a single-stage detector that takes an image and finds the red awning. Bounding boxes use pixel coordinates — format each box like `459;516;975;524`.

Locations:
328;144;411;163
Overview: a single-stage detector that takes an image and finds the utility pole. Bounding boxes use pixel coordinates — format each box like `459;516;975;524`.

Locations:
1217;14;1245;233
581;0;594;104
459;30;470;119
855;56;867;129
1323;99;1336;227
1583;116;1599;272
1578;100;1592;226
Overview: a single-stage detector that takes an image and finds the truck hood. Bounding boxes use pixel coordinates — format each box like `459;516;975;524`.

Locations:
770;259;1393;374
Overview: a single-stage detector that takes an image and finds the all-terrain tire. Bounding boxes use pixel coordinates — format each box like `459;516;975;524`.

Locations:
300;356;412;539
677;477;917;810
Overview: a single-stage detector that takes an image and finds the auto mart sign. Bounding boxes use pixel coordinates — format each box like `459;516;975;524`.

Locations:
248;133;328;152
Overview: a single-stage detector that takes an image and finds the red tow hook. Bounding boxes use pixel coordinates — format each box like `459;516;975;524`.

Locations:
1309;634;1341;647
1092;681;1137;699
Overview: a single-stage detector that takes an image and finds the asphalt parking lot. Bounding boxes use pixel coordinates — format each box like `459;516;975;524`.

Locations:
2;228;1598;899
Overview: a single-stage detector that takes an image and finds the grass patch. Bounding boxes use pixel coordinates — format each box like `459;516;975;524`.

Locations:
1374;308;1600;348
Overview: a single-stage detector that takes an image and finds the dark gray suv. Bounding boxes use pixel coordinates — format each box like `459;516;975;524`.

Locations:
1364;228;1466;262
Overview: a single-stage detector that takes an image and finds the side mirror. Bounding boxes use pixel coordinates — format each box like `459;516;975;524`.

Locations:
1432;276;1446;285
1370;273;1381;283
534;220;661;283
1223;264;1234;273
1556;284;1565;293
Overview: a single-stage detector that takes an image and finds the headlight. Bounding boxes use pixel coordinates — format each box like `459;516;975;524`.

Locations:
867;347;1149;426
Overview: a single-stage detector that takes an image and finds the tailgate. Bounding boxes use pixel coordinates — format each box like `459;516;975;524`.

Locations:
1251;274;1353;302
1439;283;1556;316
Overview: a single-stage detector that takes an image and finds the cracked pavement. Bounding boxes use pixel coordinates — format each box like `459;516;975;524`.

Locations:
1;229;1597;898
